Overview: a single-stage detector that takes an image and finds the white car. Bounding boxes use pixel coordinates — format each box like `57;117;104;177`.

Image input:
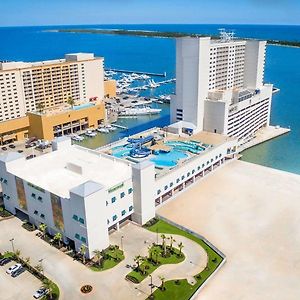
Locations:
6;263;22;274
33;288;48;299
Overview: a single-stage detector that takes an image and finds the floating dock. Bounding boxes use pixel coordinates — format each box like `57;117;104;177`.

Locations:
106;68;167;77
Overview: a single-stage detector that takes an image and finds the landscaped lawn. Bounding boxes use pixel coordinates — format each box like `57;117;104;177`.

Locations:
126;245;185;283
144;219;224;300
90;247;124;272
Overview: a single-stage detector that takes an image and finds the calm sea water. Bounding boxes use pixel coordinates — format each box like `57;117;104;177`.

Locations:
0;24;299;174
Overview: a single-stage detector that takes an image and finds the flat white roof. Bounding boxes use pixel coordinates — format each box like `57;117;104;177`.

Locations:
7;146;132;198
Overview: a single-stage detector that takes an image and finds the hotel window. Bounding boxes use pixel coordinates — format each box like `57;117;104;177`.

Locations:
181;175;185;180
31;193;36;198
128;188;133;194
72;214;78;221
107;219;110;225
40;214;45;219
79;218;85;225
121;210;126;216
106;201;108;206
75;233;80;240
197;166;201;171
164;185;168;190
111;196;116;203
187;172;190;177
192;170;195;174
81;237;86;243
38;196;43;202
120;192;125;198
129;205;133;212
34;210;38;215
202;164;205;168
157;189;161;195
113;215;117;221
170;182;173;187
176;178;180;183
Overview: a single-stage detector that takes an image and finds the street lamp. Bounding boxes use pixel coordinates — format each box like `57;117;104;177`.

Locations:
9;238;15;253
120;236;124;252
149;274;153;299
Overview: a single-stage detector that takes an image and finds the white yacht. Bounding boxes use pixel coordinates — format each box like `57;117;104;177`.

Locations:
85;130;97;137
148;79;160;88
97;128;110;133
71;134;85;142
119;106;161;116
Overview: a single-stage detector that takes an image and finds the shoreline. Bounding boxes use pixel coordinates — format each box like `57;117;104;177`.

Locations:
49;28;300;48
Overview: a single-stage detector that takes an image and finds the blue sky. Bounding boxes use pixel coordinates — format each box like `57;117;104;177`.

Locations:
1;0;299;26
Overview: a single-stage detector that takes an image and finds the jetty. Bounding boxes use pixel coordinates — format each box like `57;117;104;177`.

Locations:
105;68;166;77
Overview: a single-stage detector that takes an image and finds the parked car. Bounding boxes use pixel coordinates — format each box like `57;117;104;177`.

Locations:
33;288;48;299
0;257;11;266
9;144;16;149
26;154;36;160
17;150;24;153
1;147;7;151
11;266;25;277
6;263;22;274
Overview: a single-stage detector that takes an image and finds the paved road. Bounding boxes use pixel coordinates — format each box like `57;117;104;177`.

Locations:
0;219;207;300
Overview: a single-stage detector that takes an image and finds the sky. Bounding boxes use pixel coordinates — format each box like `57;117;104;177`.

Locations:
0;0;299;27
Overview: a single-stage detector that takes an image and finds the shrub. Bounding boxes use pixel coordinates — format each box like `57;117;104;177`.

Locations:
126;275;140;284
174;280;181;285
145;265;150;270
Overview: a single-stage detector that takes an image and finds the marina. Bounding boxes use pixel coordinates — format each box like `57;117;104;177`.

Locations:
105;68;167;77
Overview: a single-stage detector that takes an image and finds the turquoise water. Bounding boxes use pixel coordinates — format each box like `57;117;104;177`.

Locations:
150;150;188;168
73;103;94;110
0;25;299;174
165;141;205;154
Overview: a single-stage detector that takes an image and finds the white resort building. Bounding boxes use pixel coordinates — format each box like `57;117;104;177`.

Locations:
0;131;237;257
171;32;275;145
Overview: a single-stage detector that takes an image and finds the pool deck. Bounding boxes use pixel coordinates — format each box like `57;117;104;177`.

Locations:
157;160;300;300
239;125;290;152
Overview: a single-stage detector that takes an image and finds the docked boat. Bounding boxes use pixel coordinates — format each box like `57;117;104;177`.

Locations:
71;134;84;142
119;107;161;116
97;127;109;133
85;130;97;137
148;79;160;88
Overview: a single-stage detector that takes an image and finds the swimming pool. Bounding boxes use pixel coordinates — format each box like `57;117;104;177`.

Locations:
73;103;95;110
150;150;188;168
165;140;205;154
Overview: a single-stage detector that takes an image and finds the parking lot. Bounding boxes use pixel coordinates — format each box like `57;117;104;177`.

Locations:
0;260;41;300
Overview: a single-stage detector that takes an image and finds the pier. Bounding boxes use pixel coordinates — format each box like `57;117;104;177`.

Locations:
111;124;128;130
105;68;167;77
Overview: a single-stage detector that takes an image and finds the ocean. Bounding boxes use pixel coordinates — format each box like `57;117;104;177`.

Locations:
0;24;299;174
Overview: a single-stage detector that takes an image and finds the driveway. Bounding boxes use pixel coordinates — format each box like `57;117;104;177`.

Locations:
0;218;207;300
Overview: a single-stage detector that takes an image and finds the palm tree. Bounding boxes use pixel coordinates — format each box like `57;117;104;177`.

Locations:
67;96;75;108
159;275;166;291
15;249;21;258
178;242;184;256
80;244;87;264
35;263;44;275
93;249;102;267
134;255;144;271
25;256;31;265
148;245;153;261
41;279;53;299
152;248;159;265
36;102;45;114
53;233;62;248
161;234;167;257
39;223;47;238
169;236;176;251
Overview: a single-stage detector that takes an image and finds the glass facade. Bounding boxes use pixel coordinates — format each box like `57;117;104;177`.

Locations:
15;176;27;210
51;193;64;231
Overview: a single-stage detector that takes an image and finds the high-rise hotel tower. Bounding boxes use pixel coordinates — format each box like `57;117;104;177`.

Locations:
0;53;104;122
171;31;274;145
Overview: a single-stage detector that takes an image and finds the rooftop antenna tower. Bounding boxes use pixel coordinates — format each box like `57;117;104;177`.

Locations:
219;28;235;42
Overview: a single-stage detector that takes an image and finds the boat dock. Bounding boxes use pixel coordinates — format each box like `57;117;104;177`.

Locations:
111;124;128;130
105;68;167;77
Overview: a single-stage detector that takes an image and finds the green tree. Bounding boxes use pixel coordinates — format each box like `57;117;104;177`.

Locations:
93;249;102;267
53;233;62;248
169;236;176;251
134;255;144;271
67;96;75;108
41;278;53;299
152;248;159;265
80;244;87;264
159;275;166;291
34;263;44;275
36;102;45;114
39;223;47;238
148;245;153;261
178;242;184;256
161;234;167;257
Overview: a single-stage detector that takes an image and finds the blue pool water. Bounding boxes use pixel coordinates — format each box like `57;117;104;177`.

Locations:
150;150;188;168
73;103;95;110
165;141;205;154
